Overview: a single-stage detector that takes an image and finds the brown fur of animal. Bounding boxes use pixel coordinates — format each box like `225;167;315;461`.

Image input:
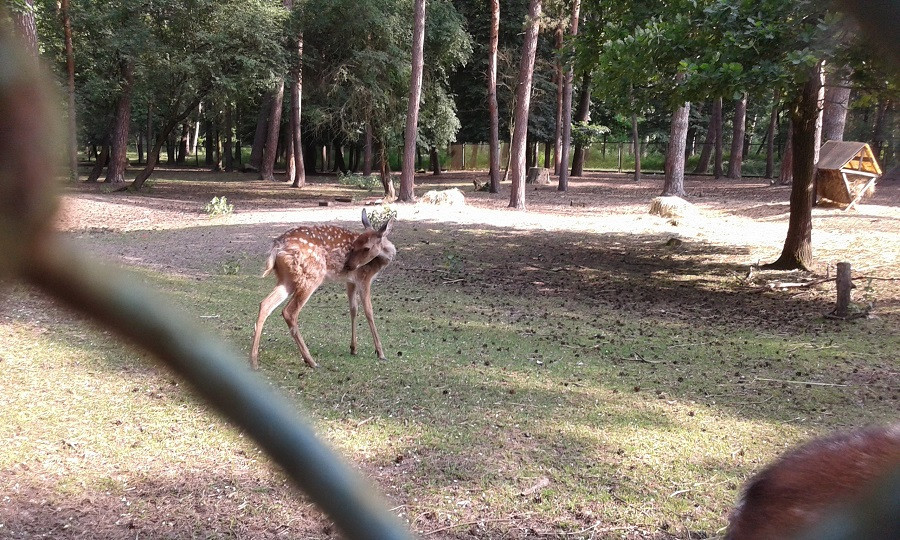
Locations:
726;424;900;540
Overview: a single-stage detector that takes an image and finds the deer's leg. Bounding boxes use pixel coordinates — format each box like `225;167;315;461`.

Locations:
358;279;386;360
250;284;291;370
282;285;320;368
347;282;359;355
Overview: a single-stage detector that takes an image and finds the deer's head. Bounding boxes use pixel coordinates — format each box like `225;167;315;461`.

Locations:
344;210;396;272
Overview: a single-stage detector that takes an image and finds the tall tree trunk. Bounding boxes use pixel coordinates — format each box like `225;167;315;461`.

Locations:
60;0;78;181
766;62;824;271
377;136;396;199
334;141;347;174
557;0;582;192
822;72;851;142
399;0;427;202
870;99;890;163
765;89;780;179
713;97;724;178
693;102;715;175
177;122;189;163
212;120;221;171
685;103;701;158
813;66;825;167
204;120;214;166
508;0;543;210
12;0;38;57
286;1;305;188
284;126;295;183
631;114;641;182
429;146;441;174
105;60;135;184
363;122;374;176
260;81;284;181
727;92;748;178
552;27;564;176
87;144;109;183
191;104;202;156
662;81;690;197
570;72;592;176
249;93;271;171
779;121;794;185
488;0;501;192
223;102;234;172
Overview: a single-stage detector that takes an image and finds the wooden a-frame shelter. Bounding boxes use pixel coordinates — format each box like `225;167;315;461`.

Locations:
816;141;882;209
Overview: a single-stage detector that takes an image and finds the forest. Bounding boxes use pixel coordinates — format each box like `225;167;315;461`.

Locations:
1;0;899;539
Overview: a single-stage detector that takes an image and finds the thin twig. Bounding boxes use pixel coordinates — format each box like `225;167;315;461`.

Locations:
754;377;848;387
422;518;514;536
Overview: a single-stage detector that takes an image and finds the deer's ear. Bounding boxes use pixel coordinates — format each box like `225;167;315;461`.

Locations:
378;218;394;236
361;209;372;229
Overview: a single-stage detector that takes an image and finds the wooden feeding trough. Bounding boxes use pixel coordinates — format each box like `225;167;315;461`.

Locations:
816;141;882;209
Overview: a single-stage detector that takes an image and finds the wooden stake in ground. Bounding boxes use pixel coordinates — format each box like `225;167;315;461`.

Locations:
833;262;852;318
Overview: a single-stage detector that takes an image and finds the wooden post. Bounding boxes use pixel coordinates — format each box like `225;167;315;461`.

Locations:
834;262;852;318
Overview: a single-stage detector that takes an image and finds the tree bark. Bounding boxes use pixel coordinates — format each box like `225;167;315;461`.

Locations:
223;102;234;172
508;0;543;209
429;146;441;174
286;2;305;188
105;60;135;184
570;72;592;176
260;81;284;181
12;0;38;57
765;89;780;179
779;121;794;185
661;84;690;197
552;27;564;176
399;0;427;202
60;0;78;181
693;102;715;175
249;93;271;171
713;97;724;178
87;144;109;183
177;122;190;163
870;99;890;163
822;73;851;143
631;114;641;182
557;0;582;192
727;92;747;178
488;0;501;192
377;136;396;199
765;62;823;271
363;122;374;176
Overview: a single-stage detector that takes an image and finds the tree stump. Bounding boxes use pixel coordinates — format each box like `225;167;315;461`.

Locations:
526;167;550;185
833;262;852;318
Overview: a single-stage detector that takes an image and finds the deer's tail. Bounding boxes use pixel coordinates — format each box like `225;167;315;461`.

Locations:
261;247;278;278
